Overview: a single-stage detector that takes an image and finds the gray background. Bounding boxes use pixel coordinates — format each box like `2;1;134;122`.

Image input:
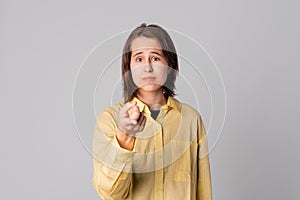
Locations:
1;0;299;199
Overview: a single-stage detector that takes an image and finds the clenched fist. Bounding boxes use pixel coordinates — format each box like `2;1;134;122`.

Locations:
116;101;147;150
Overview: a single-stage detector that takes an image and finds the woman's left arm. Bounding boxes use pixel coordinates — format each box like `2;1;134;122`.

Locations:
196;117;212;200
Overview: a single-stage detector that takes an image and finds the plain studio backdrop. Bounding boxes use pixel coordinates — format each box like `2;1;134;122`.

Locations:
1;0;299;199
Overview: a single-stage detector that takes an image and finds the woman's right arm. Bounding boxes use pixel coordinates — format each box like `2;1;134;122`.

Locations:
93;157;132;199
92;102;146;199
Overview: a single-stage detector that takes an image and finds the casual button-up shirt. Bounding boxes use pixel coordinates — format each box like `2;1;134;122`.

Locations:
92;96;212;200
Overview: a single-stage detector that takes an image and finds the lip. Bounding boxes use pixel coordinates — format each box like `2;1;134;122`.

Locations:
142;76;156;82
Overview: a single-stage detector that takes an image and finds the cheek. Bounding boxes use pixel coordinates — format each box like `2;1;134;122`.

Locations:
161;73;168;84
158;67;169;81
130;67;142;84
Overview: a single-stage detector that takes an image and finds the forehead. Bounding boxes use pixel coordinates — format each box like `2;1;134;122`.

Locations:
131;37;162;52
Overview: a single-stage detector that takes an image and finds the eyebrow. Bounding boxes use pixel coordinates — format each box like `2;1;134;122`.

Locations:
131;50;162;58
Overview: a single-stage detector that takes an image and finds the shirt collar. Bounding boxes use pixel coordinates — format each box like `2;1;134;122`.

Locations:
130;96;181;114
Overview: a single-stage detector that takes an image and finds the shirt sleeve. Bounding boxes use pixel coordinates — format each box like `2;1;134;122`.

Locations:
196;117;213;200
92;109;134;199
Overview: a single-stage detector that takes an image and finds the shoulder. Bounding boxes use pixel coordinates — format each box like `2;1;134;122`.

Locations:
103;100;124;114
179;101;202;119
174;99;207;143
176;99;205;129
179;101;208;143
96;100;125;123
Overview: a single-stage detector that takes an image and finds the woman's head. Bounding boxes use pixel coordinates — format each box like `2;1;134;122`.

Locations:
122;23;179;102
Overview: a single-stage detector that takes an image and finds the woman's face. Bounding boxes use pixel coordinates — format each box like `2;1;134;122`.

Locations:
130;37;170;93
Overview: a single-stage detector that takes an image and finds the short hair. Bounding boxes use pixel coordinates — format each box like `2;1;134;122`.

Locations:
121;23;179;102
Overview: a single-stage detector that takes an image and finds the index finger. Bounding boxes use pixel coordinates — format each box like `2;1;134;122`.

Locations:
120;101;137;118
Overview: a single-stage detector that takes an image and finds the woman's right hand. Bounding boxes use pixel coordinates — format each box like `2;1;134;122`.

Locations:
116;101;147;150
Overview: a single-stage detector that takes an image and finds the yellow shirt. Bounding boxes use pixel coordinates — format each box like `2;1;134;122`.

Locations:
92;96;212;200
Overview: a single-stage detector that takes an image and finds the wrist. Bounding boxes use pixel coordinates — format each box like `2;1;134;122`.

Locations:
116;128;135;150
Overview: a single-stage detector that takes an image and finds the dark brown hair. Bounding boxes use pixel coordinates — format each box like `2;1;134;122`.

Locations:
122;23;179;102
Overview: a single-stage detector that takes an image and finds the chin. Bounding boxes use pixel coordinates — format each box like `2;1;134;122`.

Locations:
139;84;162;93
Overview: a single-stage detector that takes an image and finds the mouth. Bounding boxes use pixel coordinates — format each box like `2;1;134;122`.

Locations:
142;76;156;82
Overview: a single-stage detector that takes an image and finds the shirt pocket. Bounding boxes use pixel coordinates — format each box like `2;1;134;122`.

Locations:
169;139;195;183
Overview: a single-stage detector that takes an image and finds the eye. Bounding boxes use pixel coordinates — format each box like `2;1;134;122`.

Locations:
151;57;160;62
136;57;142;62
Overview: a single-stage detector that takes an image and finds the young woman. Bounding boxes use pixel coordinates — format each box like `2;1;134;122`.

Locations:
92;23;212;200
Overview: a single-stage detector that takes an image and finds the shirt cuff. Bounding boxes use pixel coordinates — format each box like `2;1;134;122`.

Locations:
111;136;136;162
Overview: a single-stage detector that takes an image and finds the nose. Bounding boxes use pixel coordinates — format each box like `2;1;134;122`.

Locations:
144;64;153;72
144;59;153;72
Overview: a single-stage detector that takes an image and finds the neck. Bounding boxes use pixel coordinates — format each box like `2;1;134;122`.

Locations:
136;88;167;110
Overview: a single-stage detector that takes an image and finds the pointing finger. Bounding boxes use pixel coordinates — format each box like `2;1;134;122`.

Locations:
120;101;137;118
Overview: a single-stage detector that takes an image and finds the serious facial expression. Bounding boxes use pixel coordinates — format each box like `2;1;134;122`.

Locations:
130;37;170;93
